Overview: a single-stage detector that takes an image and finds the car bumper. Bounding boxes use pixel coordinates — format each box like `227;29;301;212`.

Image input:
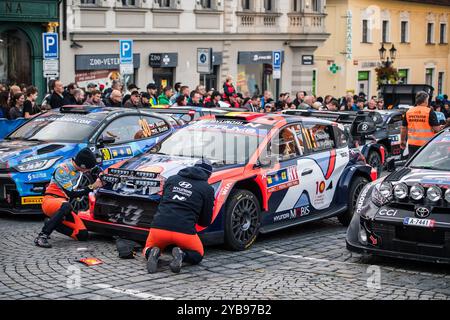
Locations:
346;237;450;264
80;212;224;246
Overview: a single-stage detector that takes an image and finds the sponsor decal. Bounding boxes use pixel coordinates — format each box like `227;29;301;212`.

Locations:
403;217;435;228
21;196;43;205
378;209;398;217
273;205;310;222
267;166;299;193
221;182;233;196
172;186;192;197
20;156;43;164
355;185;370;215
173;195;187;201
100;146;133;161
27;172;48;181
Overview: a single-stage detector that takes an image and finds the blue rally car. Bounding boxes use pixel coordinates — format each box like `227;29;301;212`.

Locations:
81;113;377;250
347;128;450;263
0;106;174;214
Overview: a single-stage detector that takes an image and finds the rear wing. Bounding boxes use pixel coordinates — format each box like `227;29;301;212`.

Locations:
283;109;359;125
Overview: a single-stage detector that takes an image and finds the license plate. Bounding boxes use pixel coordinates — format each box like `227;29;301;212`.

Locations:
403;217;436;228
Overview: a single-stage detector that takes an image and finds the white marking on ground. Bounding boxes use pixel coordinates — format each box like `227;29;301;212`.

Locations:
93;284;174;300
262;250;362;266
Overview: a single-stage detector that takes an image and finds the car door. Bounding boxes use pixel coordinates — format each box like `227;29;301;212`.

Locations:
298;123;349;212
266;123;305;222
96;115;170;168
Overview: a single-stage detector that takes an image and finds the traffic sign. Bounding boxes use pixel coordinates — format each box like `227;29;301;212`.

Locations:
44;71;59;79
43;60;58;72
42;33;58;60
273;50;282;80
119;39;133;65
197;48;213;74
120;64;134;75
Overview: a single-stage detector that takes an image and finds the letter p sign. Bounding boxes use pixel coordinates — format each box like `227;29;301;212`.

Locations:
120;40;133;65
42;33;58;60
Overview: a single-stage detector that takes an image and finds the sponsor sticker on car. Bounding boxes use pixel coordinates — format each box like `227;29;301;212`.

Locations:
403;217;435;228
21;196;43;205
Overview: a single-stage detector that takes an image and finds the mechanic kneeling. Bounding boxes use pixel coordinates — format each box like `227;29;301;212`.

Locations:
34;148;103;248
144;160;214;274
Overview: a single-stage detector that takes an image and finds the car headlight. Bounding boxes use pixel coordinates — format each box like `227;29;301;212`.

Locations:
410;184;425;200
371;183;391;207
427;186;442;202
445;189;450;203
379;182;393;198
15;157;61;172
394;183;408;200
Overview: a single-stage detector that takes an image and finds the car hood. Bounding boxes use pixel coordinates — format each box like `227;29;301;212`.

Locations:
385;167;450;186
0;139;82;169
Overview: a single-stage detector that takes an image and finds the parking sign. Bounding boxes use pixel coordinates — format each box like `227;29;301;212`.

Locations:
120;40;133;65
42;33;59;60
273;50;282;80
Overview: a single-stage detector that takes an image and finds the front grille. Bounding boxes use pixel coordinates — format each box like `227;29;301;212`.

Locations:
0;178;19;208
389;202;450;214
371;221;450;258
94;193;159;228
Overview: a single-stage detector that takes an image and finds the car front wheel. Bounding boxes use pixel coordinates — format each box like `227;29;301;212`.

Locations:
338;176;369;226
224;189;261;251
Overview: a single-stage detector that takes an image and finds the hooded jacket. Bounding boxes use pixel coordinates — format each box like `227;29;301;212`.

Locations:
151;166;215;235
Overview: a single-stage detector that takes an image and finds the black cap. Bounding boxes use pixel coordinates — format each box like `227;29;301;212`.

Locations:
146;83;157;90
141;92;151;99
74;148;98;170
195;159;213;177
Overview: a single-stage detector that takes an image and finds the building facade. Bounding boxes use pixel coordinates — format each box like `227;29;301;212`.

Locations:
60;0;329;96
314;0;450;98
0;0;59;96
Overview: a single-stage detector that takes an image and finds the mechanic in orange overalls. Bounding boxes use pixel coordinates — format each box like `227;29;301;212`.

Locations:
34;148;103;248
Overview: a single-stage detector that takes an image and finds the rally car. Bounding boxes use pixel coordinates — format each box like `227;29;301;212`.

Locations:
150;106;248;126
370;109;405;162
347;128;450;263
80;112;376;250
284;110;387;175
0;105;174;214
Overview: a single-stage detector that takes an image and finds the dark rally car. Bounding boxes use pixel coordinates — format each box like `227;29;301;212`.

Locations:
347;128;450;263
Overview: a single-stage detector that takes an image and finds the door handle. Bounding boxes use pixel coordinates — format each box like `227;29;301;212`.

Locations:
302;169;313;176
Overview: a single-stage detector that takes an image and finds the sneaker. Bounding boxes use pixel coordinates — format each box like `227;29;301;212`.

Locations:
34;233;52;248
146;247;161;274
169;247;184;274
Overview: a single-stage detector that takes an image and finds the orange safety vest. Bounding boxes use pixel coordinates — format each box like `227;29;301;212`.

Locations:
406;106;435;147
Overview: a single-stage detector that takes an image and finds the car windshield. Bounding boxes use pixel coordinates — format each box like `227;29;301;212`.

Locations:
156;120;268;166
7;113;101;142
409;132;450;171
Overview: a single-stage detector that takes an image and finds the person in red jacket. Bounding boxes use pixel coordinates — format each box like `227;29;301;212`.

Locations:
222;75;236;102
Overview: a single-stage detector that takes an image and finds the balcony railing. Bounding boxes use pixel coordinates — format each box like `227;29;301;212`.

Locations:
237;12;281;32
288;13;326;34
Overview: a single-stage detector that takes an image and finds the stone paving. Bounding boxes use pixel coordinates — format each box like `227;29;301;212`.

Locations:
1;214;450;300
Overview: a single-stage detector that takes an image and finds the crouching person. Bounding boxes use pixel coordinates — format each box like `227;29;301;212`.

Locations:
34;148;103;248
144;160;214;273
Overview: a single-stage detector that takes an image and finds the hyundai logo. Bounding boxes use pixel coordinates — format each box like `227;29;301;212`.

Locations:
179;181;192;189
415;207;431;218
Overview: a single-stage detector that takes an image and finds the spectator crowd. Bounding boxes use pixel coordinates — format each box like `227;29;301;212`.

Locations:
1;76;450;125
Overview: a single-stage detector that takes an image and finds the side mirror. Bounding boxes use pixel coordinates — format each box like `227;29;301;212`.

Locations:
356;122;376;135
150;145;161;153
256;155;277;168
97;136;116;146
387;159;407;172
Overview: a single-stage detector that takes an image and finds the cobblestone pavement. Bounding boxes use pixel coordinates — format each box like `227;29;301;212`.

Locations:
1;214;450;300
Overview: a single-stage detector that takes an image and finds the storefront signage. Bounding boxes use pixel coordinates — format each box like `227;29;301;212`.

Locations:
345;10;353;61
75;54;140;71
0;1;59;22
238;51;284;65
302;55;314;65
149;53;178;68
361;61;381;68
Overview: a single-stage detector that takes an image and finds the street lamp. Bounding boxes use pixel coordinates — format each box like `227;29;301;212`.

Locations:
378;44;397;67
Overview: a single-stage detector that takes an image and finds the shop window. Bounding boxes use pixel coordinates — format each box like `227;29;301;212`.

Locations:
398;69;409;84
0;29;32;88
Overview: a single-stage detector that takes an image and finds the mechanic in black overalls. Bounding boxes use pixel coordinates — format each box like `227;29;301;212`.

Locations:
144;160;215;274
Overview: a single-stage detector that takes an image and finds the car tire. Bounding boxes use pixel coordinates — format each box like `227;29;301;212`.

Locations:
338;176;369;227
367;151;382;177
224;189;261;251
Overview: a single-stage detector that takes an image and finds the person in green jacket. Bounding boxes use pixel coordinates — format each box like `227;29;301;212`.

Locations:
158;86;173;106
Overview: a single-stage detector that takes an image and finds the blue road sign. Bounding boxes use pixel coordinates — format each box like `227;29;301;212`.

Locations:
273;50;282;70
120;40;133;65
42;33;59;60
